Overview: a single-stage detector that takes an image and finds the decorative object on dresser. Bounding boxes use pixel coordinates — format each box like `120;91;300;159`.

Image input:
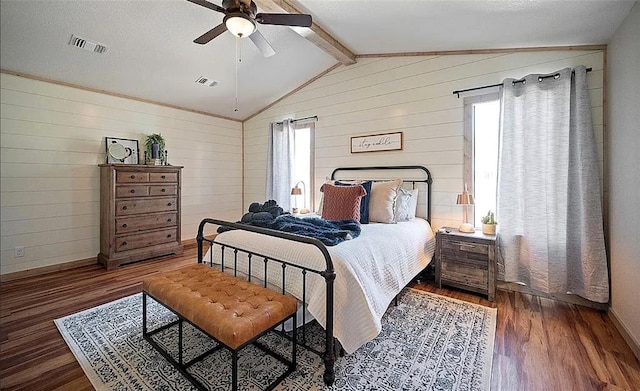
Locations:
456;183;475;233
436;228;496;301
98;164;183;269
480;210;498;235
105;137;139;164
144;133;165;165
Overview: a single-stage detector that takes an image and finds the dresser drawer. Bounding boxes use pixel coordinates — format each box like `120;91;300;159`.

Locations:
116;197;177;216
115;228;178;252
115;213;177;234
116;172;149;183
149;185;177;196
116;185;150;198
150;172;177;182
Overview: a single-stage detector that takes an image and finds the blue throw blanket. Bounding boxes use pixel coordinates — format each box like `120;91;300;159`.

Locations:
266;215;361;246
217;200;360;246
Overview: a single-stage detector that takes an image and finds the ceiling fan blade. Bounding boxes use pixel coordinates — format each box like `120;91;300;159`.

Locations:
194;23;228;44
185;0;226;14
249;30;276;57
255;13;312;27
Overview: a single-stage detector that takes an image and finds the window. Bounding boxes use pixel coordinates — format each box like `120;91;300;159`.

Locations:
463;93;500;226
291;123;315;212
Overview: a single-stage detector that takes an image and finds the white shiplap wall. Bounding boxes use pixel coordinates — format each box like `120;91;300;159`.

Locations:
243;50;605;230
0;73;243;274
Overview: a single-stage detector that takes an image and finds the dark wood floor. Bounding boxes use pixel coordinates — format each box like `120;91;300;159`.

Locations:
1;247;638;391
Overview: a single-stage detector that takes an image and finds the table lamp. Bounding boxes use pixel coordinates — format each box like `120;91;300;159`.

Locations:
290;181;309;214
456;183;475;233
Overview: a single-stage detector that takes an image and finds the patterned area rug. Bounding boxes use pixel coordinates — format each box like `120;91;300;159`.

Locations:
55;288;496;391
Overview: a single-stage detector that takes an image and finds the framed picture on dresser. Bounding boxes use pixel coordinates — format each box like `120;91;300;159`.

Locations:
105;137;139;164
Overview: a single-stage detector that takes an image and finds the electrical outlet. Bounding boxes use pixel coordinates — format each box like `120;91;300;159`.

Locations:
15;246;25;257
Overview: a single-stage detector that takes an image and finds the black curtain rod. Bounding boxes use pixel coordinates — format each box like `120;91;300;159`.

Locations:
452;67;592;98
276;115;318;125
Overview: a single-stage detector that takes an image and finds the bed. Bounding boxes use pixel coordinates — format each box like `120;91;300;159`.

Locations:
196;165;435;385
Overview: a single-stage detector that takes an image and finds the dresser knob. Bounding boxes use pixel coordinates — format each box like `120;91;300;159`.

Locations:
122;241;127;246
122;223;128;228
130;189;135;194
161;188;166;192
167;202;172;206
161;175;166;179
122;206;128;210
167;234;172;238
167;218;172;222
130;175;135;179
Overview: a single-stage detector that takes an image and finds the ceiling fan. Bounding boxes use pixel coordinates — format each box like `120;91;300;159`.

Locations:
186;0;312;57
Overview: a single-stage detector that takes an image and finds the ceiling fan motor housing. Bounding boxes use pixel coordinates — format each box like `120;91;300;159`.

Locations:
222;0;257;17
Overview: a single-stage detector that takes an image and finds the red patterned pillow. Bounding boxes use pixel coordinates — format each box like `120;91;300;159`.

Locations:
320;183;366;221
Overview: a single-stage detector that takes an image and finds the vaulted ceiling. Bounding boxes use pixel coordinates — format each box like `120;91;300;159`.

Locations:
1;0;635;121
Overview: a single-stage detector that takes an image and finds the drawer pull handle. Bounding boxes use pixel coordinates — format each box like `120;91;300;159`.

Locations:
167;234;172;238
167;218;172;222
122;206;128;210
130;189;135;194
121;241;127;246
167;202;172;206
122;223;128;228
130;175;135;179
161;175;166;179
161;188;166;192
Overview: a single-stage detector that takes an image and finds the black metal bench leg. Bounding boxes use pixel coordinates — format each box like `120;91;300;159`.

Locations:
232;350;238;391
142;292;147;337
292;313;297;367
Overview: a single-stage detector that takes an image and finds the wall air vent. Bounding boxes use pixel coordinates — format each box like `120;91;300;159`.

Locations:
195;77;218;87
68;34;108;54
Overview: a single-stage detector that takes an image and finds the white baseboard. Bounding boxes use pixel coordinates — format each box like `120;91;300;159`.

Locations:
608;308;640;362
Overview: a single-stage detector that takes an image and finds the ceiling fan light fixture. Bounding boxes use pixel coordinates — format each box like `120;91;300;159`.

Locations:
224;13;256;38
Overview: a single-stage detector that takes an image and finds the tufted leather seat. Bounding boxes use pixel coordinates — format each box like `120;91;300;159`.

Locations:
143;264;297;349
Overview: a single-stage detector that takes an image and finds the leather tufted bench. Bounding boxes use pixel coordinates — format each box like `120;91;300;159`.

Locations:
142;264;298;391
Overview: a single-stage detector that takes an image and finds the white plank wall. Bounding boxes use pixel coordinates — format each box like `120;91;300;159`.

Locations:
243;50;605;230
0;73;243;274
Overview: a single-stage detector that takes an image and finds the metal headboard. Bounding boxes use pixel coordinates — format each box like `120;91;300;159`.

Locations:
330;165;433;223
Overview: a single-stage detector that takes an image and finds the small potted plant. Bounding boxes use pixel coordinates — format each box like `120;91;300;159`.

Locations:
481;210;498;235
144;133;165;165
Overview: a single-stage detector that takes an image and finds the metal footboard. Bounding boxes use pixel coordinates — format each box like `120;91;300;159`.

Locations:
196;218;337;386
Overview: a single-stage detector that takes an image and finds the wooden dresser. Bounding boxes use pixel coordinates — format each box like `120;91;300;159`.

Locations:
98;164;184;269
435;228;496;301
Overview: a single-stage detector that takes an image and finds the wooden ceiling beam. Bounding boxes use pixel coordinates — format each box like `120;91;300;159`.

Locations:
254;0;356;65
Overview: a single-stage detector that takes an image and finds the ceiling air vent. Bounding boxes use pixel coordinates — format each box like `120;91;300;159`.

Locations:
68;34;108;54
195;77;218;87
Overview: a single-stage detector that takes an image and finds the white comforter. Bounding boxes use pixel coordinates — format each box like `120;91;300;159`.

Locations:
205;218;435;354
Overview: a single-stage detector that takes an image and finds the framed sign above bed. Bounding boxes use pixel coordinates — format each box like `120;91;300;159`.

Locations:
351;132;403;153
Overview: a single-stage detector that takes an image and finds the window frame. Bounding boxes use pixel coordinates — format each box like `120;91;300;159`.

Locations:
463;92;500;227
292;121;315;211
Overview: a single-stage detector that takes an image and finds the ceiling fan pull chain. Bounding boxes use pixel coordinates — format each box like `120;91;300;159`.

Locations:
234;37;239;112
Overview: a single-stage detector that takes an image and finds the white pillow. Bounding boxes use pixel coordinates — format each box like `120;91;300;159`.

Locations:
395;187;418;222
368;178;402;223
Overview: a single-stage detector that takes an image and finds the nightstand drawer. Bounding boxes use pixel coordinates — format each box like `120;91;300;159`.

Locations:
442;262;488;290
441;239;488;256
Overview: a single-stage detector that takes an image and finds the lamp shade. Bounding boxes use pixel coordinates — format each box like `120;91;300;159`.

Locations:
224;13;256;38
456;192;474;205
291;186;302;196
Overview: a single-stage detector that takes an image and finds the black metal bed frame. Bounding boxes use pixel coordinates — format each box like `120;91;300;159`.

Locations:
195;165;433;386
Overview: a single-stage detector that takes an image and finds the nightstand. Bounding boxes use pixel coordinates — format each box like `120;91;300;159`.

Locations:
435;228;496;301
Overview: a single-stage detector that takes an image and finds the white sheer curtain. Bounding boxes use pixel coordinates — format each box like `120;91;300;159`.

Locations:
497;66;609;303
266;119;294;211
